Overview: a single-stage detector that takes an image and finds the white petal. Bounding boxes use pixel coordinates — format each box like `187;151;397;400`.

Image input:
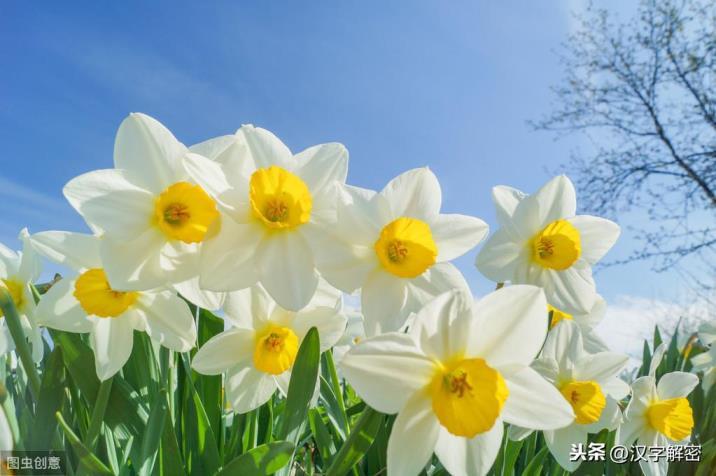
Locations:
569;215;620;265
90;315;135;381
583;396;622;433
17;229;41;283
573;351;629;383
239;125;293;170
649;343;668;377
360;269;408;336
158;240;201;284
511;175;576;239
602;377;631;401
100;230;166;291
182;153;246;213
435;420;504;476
199;218;262;292
173;277;225;311
404;262;470;316
63;169;155;240
301;224;375;294
410;290;472;363
544;425;588;472
698;320;716;345
507;425;533;441
114;113;186;192
223;285;274;329
541;319;585;370
335;184;388;244
431;214;489;262
387;392;440;476
468;285;547;368
189;134;238;161
492;185;526;225
540;261;597;314
225;365;277;414
291;307;347;352
257;233;317;311
192;328;255;375
380;168;442;221
35;277;93;333
340;332;435;414
656;372;699;399
474;229;525;283
501;366;575;430
29;231;100;271
133;292;197;352
295;142;348;194
616;416;646;447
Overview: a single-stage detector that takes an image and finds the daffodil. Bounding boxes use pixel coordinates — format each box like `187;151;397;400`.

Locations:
617;344;699;476
0;229;44;362
182;125;348;311
313;168;488;335
62;113;224;309
475;176;620;314
30;231;197;380
547;295;609;352
510;320;628;471
691;322;715;392
340;286;574;476
191;282;347;413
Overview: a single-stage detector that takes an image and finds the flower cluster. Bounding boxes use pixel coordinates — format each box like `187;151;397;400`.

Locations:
0;112;710;475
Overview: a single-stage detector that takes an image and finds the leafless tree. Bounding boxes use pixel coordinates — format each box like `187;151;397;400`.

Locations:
536;0;716;292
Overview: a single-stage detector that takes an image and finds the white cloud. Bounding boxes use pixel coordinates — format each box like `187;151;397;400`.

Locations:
595;294;714;366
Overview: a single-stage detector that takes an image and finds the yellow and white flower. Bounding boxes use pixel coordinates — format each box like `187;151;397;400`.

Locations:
183;126;348;311
31;231;197;380
0;229;44;362
617;344;699;476
475;176;620;314
511;320;628;471
192;282;347;413
315;168;488;335
62;113;224;309
340;286;574;476
547;295;609;353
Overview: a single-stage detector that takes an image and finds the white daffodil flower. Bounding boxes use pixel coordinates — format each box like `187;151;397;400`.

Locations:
182;125;348;312
332;307;365;363
192;282;347;413
510;320;629;471
547;294;609;353
691;323;715;393
340;286;574;476
475;176;620;314
617;344;699;476
0;229;44;362
30;231;197;381
62;113;224;309
314;168;488;336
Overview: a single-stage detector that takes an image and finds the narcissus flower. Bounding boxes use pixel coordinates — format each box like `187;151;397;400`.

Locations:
314;168;488;335
183;125;348;311
62;113;224;309
30;231;197;380
0;229;44;362
192;283;347;413
692;323;715;392
475;176;620;314
511;320;628;471
547;294;609;353
617;344;699;476
340;286;574;476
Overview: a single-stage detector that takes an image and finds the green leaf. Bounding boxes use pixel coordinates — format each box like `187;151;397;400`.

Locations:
325;407;385;476
308;408;336;466
194;308;225;440
218;441;295;475
29;346;65;449
277;327;320;445
55;412;114;475
180;353;221;475
319;376;348;440
501;437;524;476
522;446;550;476
138;389;169;476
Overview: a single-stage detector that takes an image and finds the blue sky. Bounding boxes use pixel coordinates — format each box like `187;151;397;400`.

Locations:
0;1;685;305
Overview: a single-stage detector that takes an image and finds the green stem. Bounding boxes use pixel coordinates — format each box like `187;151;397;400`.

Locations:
324;350;347;418
0;287;41;400
85;377;113;451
